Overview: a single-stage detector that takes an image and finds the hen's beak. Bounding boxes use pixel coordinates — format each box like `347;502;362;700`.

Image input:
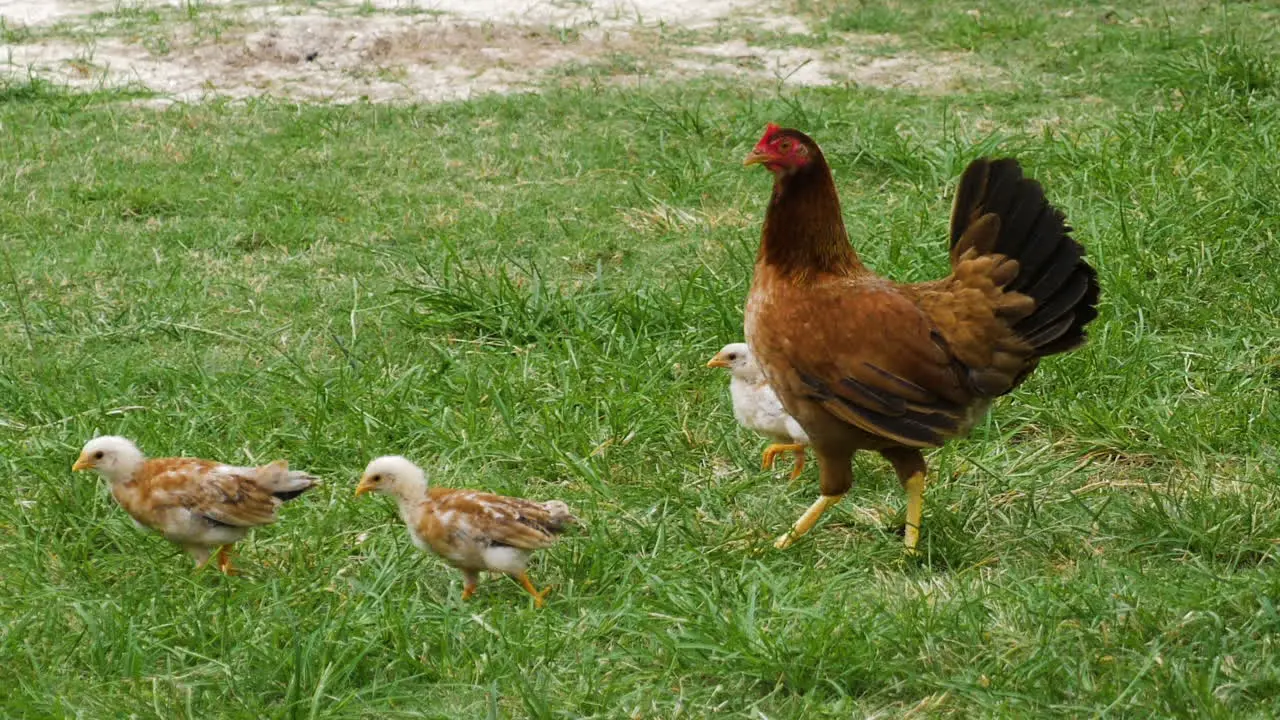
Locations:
354;476;376;497
743;147;770;167
706;354;731;369
72;455;93;472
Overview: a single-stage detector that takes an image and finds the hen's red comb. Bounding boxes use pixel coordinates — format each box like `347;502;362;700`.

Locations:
759;122;783;142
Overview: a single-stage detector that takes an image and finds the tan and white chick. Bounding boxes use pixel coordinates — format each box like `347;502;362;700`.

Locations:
355;456;575;608
707;342;810;480
72;435;317;574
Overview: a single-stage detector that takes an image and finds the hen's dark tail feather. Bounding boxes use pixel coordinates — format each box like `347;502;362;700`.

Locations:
950;158;1100;357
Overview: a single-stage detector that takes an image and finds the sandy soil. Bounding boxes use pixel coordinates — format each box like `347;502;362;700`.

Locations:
0;0;991;103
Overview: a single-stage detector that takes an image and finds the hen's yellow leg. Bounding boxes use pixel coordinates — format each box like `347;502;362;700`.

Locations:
774;494;845;549
903;472;925;554
515;571;551;609
762;443;806;471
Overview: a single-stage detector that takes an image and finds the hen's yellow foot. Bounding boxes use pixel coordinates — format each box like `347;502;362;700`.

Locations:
774;494;844;549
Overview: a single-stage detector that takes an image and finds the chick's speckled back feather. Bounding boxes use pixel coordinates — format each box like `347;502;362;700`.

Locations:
405;488;577;574
112;458;318;533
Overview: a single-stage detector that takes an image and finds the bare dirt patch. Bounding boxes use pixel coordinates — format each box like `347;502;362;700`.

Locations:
4;9;640;102
0;0;112;25
676;39;985;93
1;1;996;102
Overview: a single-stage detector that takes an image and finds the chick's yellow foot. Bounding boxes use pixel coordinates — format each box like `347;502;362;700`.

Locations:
774;494;845;549
788;449;806;482
217;545;239;576
461;571;479;601
516;572;552;609
762;443;806;472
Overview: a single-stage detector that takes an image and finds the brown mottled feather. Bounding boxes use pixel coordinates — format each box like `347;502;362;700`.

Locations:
398;486;578;578
112;458;313;540
418;488;573;554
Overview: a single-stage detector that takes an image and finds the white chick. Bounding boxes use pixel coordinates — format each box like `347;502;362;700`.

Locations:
707;342;810;480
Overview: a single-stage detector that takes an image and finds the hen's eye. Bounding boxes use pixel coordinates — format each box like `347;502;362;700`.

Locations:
777;140;793;152
728;353;738;360
93;451;104;460
371;475;381;482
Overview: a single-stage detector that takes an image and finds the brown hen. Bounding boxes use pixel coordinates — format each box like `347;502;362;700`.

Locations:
742;124;1099;551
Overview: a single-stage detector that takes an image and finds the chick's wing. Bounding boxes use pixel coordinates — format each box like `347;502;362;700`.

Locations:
430;489;569;551
143;459;285;528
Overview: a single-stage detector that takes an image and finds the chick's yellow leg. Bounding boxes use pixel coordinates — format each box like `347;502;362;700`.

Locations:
774;494;844;549
217;545;238;576
192;550;213;571
515;571;551;609
903;472;925;554
762;443;806;471
789;448;806;481
461;571;479;601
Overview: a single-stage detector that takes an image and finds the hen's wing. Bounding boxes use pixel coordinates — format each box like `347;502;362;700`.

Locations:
141;459;306;528
428;489;575;551
770;282;980;448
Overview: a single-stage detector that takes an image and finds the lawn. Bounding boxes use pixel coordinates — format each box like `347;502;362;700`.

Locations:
1;0;1279;717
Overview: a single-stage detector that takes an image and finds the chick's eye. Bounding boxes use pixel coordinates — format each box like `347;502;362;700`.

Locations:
728;353;738;360
93;451;104;459
371;475;381;482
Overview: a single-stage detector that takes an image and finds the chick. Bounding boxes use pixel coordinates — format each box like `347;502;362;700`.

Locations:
707;342;810;480
355;456;575;608
72;436;317;574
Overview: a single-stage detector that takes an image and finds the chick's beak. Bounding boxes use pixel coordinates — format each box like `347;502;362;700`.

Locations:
743;146;772;167
706;354;731;369
354;476;376;497
72;455;93;472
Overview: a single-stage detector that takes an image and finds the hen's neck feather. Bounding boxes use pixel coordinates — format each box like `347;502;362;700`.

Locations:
758;158;863;278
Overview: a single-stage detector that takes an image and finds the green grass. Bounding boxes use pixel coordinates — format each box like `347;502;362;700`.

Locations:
2;1;1279;717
